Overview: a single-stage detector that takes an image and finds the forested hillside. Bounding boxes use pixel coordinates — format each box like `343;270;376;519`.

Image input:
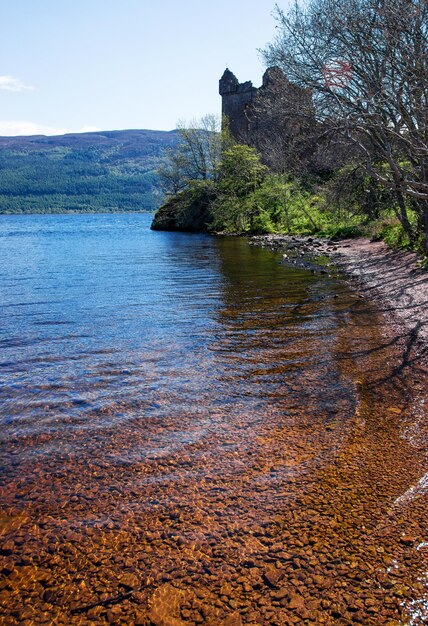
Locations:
0;129;178;213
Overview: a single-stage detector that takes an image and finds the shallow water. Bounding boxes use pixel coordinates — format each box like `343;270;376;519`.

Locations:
0;213;427;625
0;213;356;464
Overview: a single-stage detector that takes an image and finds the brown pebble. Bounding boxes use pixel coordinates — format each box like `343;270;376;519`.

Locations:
119;572;140;590
399;535;416;546
263;567;284;588
149;583;185;626
1;540;15;555
271;588;289;600
223;612;242;626
288;593;306;611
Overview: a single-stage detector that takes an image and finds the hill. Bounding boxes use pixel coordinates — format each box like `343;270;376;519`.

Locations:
0;129;179;213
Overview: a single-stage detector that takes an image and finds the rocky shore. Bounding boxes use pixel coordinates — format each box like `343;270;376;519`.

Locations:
250;234;428;349
249;233;428;625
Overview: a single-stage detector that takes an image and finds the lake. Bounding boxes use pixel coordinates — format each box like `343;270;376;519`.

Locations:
0;213;427;625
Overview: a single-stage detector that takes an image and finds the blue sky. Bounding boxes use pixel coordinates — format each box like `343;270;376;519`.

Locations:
0;0;286;136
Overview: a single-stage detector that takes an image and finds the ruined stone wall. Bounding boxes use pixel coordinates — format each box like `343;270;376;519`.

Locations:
219;67;326;173
219;67;314;138
219;69;258;140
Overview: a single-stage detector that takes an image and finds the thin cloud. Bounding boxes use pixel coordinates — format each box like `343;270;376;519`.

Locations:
0;121;101;137
0;121;68;136
78;125;101;134
0;75;35;92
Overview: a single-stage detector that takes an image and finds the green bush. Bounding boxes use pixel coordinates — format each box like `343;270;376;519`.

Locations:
376;219;411;249
251;209;277;234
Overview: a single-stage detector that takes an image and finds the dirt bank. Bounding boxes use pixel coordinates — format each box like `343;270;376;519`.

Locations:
331;238;428;348
251;234;428;355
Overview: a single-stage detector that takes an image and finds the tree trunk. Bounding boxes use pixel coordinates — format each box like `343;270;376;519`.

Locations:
422;202;428;255
394;186;414;244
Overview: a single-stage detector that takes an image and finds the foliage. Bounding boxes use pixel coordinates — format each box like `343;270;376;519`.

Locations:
154;140;367;237
154;142;269;233
263;0;428;252
376;219;411;250
210;145;268;232
215;175;313;234
218;145;267;195
157;115;234;194
154;137;362;236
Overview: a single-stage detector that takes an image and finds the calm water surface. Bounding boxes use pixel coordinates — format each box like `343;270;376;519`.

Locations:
0;213;355;464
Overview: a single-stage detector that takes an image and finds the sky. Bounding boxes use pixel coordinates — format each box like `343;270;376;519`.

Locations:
0;0;288;136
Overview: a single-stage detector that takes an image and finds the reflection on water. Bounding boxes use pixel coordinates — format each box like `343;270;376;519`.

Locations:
0;213;427;625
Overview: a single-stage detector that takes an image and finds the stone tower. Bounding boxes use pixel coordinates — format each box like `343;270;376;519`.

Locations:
219;68;258;140
219;67;319;172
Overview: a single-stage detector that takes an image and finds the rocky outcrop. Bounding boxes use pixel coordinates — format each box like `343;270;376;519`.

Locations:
151;182;215;232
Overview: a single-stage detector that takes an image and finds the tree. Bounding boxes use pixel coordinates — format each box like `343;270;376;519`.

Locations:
212;144;268;231
218;144;267;196
158;114;231;194
263;0;428;251
157;148;190;195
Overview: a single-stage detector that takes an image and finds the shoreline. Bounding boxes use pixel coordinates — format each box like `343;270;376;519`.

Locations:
250;234;428;356
251;234;428;624
329;238;428;624
331;238;428;347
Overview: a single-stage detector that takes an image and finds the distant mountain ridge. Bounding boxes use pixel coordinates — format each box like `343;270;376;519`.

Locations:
0;128;178;150
0;129;179;214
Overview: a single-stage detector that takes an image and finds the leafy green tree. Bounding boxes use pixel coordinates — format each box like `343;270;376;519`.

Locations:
212;145;268;231
218;145;267;197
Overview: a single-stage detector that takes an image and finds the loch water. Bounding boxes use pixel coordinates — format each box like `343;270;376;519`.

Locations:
0;213;356;463
0;213;427;625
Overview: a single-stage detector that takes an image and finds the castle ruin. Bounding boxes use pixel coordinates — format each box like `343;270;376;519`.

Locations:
219;67;318;172
219;68;258;139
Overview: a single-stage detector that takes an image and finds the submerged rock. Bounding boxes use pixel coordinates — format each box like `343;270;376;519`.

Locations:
149;584;185;626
